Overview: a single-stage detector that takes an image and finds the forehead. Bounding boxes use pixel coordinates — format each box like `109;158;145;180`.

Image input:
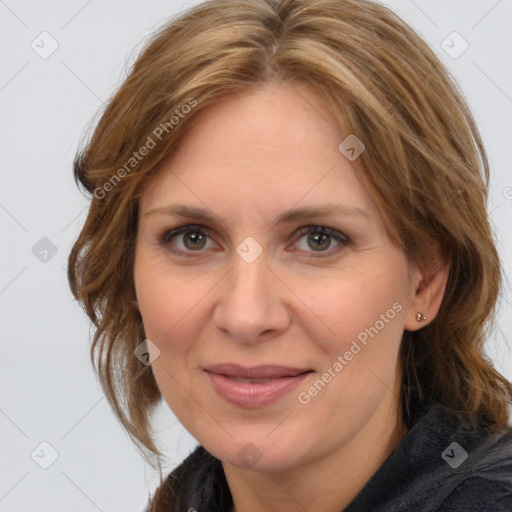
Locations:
138;82;382;230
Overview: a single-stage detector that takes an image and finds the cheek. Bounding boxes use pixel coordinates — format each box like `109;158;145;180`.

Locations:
303;258;408;407
134;256;185;356
134;259;205;417
136;281;178;341
314;266;406;348
135;251;195;333
133;255;220;373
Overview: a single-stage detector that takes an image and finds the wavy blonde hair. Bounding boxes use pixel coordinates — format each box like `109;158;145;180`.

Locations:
68;0;511;474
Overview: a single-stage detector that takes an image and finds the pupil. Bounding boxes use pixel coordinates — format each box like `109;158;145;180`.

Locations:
185;232;205;249
310;232;330;250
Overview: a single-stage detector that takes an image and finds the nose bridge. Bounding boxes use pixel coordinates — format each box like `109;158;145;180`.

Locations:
229;247;271;310
213;243;288;341
228;233;270;298
231;247;269;292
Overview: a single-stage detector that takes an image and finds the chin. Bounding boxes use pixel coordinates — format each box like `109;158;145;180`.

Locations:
203;429;311;473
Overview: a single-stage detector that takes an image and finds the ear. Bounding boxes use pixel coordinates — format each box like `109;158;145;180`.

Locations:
132;299;141;314
404;252;450;332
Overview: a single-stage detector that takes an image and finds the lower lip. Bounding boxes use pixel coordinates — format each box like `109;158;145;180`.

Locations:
205;371;312;408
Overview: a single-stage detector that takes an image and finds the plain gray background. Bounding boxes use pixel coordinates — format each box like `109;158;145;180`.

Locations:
1;0;511;510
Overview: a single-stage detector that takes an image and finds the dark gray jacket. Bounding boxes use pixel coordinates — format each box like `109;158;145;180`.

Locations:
145;402;512;511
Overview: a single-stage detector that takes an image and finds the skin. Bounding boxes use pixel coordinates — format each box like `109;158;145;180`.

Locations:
133;82;449;512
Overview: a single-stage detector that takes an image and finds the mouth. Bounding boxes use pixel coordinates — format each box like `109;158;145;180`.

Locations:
203;364;314;408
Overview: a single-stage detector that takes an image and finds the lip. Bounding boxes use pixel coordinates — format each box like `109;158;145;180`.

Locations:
204;364;313;408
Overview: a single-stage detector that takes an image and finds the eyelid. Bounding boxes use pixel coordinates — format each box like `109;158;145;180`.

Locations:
291;225;350;244
159;223;212;244
287;225;351;257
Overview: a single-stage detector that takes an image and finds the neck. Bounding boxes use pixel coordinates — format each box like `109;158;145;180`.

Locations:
223;395;408;512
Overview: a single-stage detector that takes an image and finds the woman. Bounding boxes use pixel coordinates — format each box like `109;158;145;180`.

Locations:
68;0;512;510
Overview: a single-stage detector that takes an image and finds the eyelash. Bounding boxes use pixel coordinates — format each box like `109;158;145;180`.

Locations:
158;224;351;258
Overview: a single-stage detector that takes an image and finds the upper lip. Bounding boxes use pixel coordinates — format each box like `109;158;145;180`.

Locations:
204;364;312;379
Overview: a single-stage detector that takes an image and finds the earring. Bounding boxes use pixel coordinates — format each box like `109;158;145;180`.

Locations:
416;312;427;322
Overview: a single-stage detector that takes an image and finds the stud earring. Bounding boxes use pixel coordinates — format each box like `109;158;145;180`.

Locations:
416;312;427;322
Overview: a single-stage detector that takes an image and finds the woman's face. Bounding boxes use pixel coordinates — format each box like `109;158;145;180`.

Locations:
134;82;421;472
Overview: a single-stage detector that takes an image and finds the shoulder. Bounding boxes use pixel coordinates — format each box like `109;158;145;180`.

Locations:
345;402;512;512
436;417;512;511
435;476;512;512
412;403;512;511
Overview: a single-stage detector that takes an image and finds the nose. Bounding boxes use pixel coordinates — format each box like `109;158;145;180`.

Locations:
212;247;290;344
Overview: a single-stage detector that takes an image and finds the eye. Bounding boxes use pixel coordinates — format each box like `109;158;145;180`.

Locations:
159;224;350;257
159;224;216;253
290;225;350;256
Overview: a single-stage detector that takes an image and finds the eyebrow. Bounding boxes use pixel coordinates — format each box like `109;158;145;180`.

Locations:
143;203;371;226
